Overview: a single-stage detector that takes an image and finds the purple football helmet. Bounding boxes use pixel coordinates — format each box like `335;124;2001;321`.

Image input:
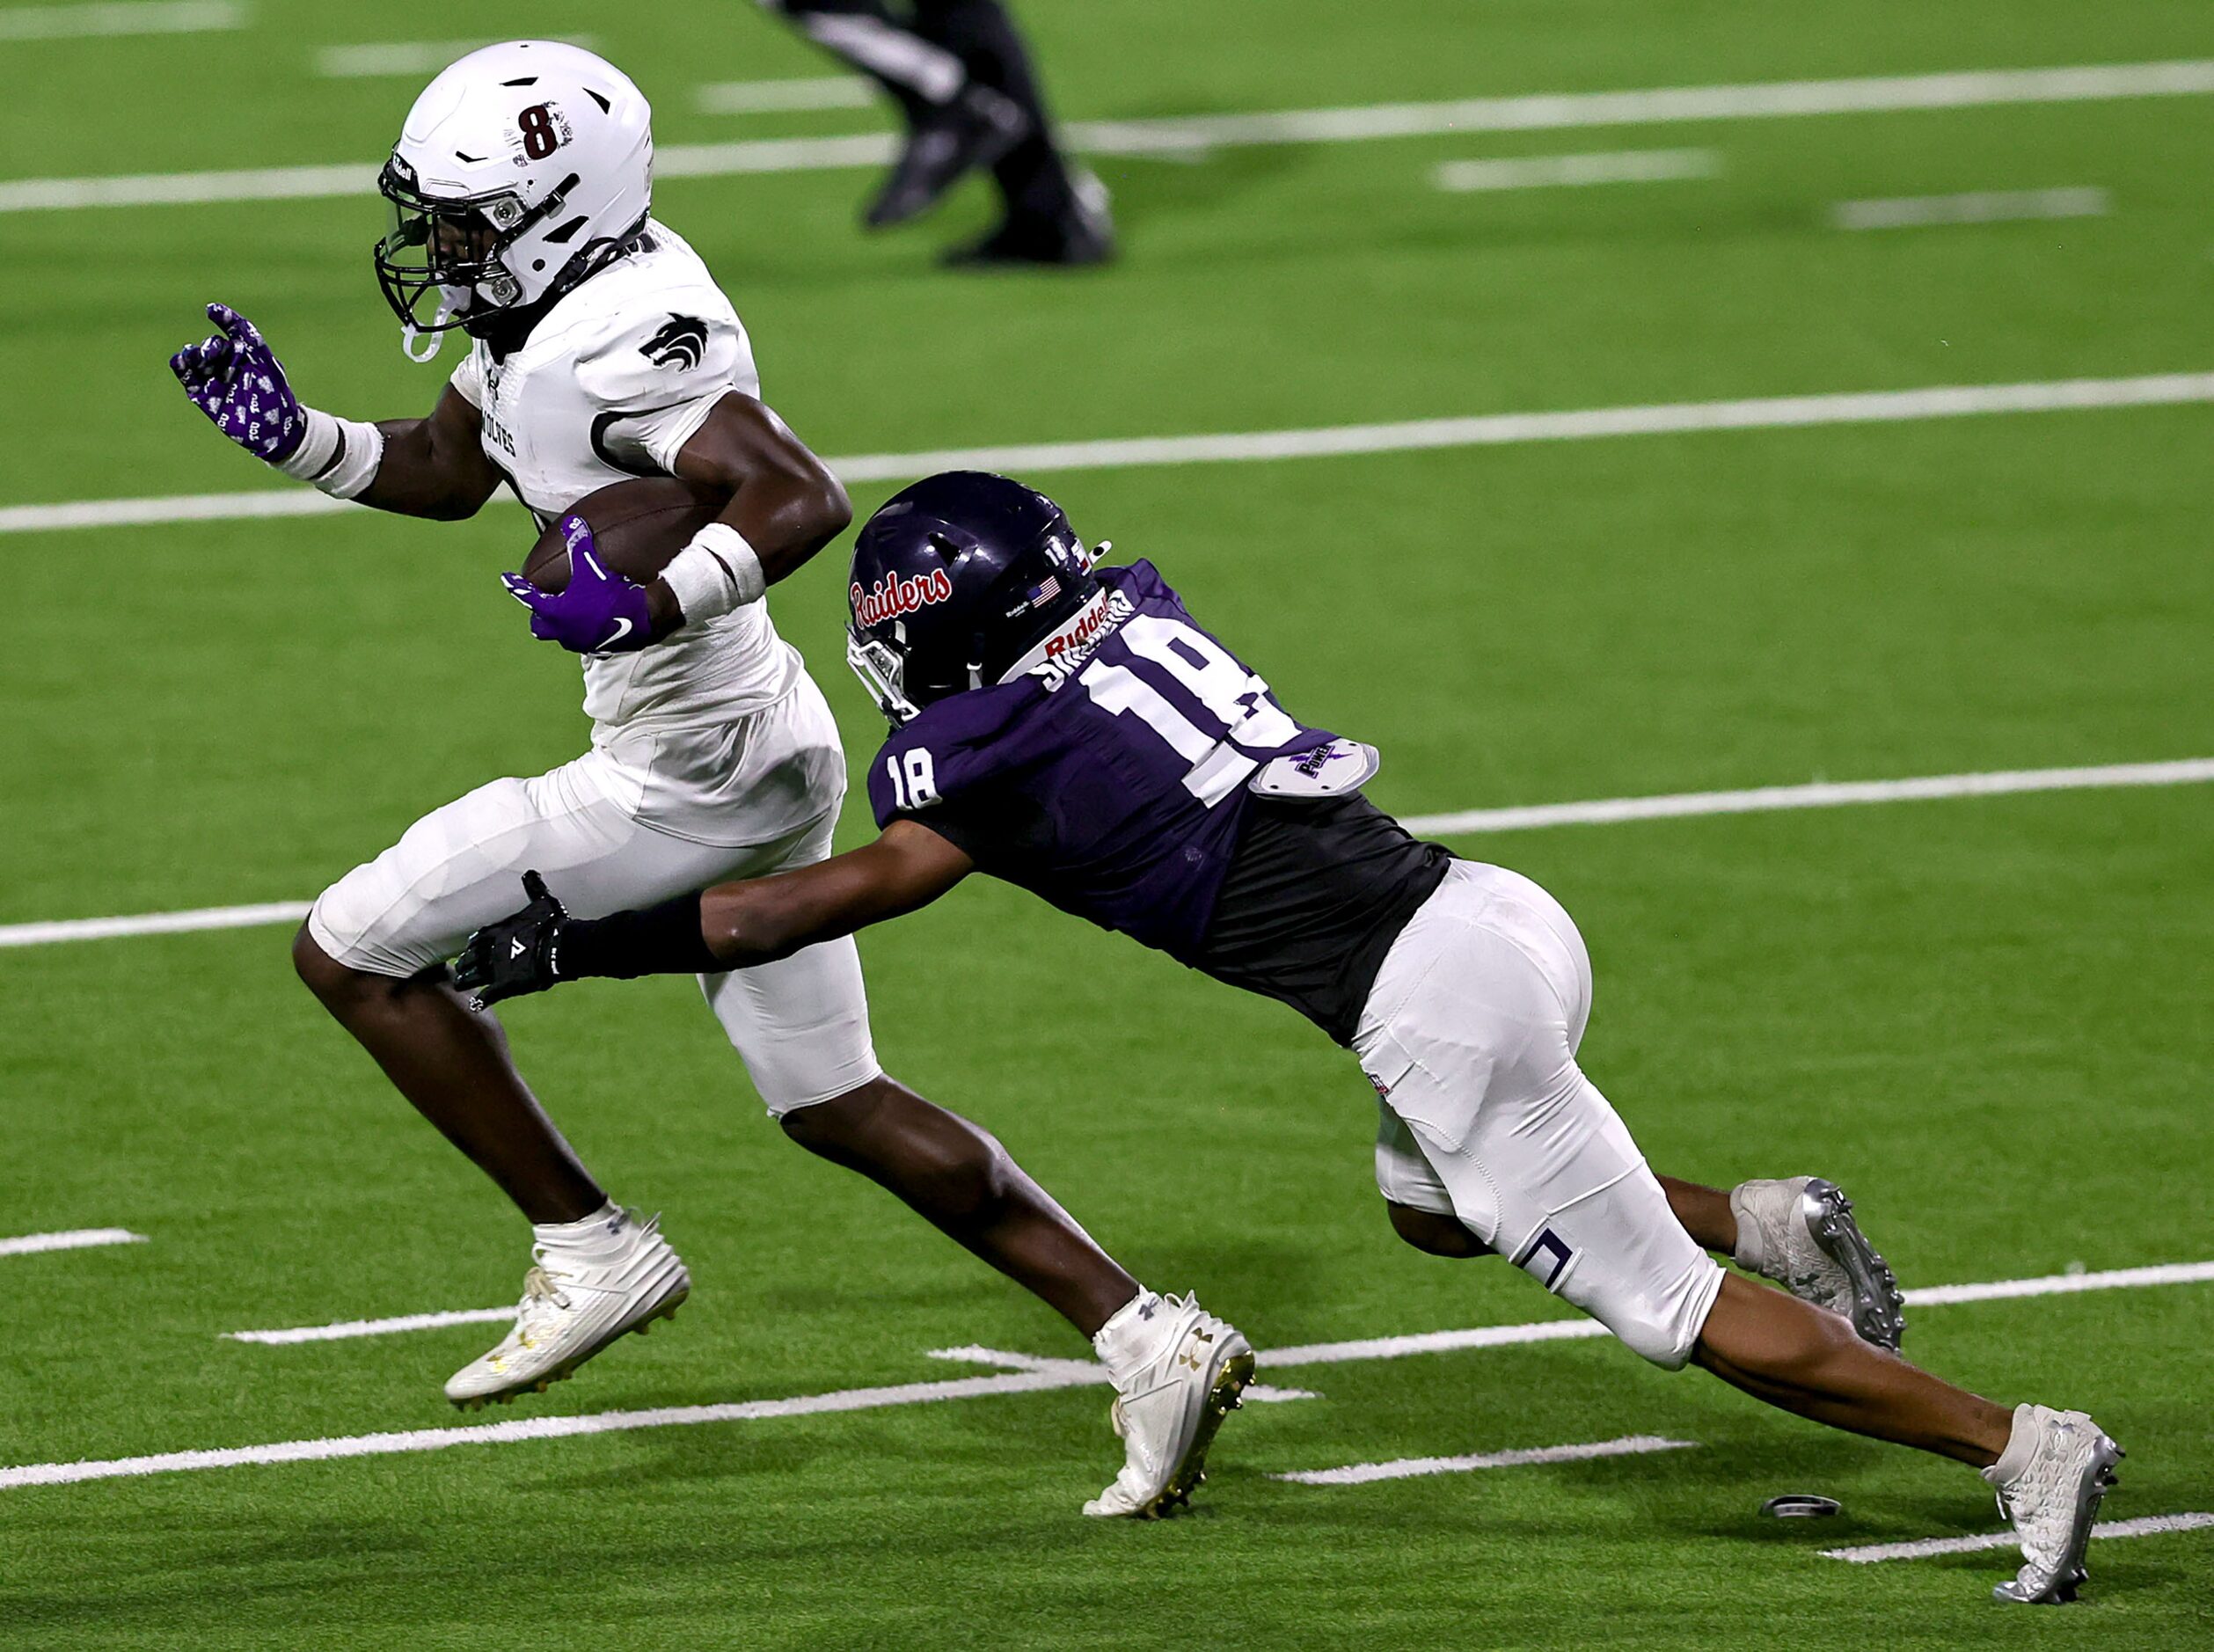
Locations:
847;471;1103;726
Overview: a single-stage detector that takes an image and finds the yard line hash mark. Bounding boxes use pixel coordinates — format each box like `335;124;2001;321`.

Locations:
1831;186;2111;231
8;1255;2198;1490
10;370;2214;537
226;1307;514;1345
7;760;2210;952
1433;149;1718;193
6;60;2214;209
0;1228;148;1258
1274;1435;1699;1485
0;2;240;42
1823;1511;2214;1564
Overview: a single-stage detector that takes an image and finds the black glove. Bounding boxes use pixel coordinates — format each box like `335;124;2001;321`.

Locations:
455;871;571;1008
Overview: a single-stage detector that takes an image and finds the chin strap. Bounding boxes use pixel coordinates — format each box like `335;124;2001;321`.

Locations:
400;308;449;363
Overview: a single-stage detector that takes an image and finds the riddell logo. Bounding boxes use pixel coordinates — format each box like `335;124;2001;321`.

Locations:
1029;590;1135;690
851;568;954;629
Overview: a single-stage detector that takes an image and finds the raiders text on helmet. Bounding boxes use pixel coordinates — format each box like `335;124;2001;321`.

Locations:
846;472;1105;726
374;41;654;353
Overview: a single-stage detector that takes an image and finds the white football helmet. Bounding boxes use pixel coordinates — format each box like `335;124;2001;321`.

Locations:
375;40;653;354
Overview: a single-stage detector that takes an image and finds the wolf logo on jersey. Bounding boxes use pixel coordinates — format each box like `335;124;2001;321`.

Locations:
642;316;710;372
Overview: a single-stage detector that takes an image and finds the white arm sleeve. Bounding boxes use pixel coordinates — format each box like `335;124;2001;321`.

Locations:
446;346;487;409
574;301;758;472
617;391;729;475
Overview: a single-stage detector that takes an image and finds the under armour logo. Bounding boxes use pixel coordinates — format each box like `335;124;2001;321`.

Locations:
641;315;709;372
1175;1327;1214;1371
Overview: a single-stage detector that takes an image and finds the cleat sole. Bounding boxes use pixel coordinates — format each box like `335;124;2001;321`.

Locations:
1802;1179;1907;1351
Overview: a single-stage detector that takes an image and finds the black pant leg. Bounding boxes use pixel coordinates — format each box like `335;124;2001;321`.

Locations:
761;0;957;128
909;0;1078;218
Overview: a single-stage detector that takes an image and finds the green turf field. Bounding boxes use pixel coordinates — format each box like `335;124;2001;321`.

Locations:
4;1;2212;1644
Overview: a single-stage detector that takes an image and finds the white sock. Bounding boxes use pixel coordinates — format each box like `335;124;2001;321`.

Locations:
532;1202;629;1256
1983;1402;2042;1487
1092;1288;1165;1374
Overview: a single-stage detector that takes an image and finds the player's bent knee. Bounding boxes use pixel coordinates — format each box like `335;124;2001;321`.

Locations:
293;921;448;1013
1387;1202;1492;1258
292;922;365;1004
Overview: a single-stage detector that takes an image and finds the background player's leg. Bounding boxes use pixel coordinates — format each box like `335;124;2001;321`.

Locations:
910;0;1110;262
760;0;1027;228
1694;1273;2011;1464
294;932;603;1224
783;1078;1140;1334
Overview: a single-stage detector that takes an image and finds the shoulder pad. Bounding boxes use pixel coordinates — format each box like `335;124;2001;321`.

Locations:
1249;739;1380;799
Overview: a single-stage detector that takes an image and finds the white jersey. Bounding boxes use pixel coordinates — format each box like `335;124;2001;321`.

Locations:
448;219;799;734
447;219;836;847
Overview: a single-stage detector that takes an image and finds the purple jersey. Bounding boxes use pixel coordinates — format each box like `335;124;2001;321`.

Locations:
866;562;1338;962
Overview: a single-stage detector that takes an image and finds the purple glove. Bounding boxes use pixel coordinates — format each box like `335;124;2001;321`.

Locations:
167;303;307;464
500;515;657;655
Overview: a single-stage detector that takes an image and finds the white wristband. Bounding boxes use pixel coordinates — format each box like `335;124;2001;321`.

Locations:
274;406;385;500
660;522;767;624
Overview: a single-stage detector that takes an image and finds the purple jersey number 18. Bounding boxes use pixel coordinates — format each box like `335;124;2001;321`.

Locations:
1077;616;1302;806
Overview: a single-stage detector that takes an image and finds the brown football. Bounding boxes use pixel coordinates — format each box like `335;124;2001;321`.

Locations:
520;477;727;594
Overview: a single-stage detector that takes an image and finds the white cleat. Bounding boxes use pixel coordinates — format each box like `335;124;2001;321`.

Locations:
444;1209;690;1410
1084;1292;1254;1519
1730;1176;1906;1349
1985;1403;2124;1604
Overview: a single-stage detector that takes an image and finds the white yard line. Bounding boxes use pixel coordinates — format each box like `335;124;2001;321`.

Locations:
0;488;349;534
315;38;595;78
0;1228;147;1258
1274;1434;1697;1485
822;374;2214;482
7;59;2214;209
1823;1511;2214;1564
695;77;874;114
1434;149;1719;193
0;1253;2167;1495
6;1256;2206;1488
226;1307;513;1346
0;1;241;41
0;900;309;948
12;369;2214;538
9;757;2210;953
1396;757;2214;837
1831;186;2111;231
1904;1258;2214;1306
0;1368;1096;1489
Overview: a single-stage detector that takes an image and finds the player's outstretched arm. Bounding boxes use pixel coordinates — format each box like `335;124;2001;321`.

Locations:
637;392;853;639
168;303;501;521
455;822;971;1006
357;386;503;521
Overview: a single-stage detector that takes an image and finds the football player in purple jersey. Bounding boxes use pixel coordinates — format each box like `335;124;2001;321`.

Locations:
464;471;2122;1599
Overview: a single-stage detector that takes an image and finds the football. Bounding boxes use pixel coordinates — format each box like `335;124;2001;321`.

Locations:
520;476;727;593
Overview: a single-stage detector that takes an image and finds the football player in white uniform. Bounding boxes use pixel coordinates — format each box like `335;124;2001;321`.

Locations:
165;45;1187;1471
